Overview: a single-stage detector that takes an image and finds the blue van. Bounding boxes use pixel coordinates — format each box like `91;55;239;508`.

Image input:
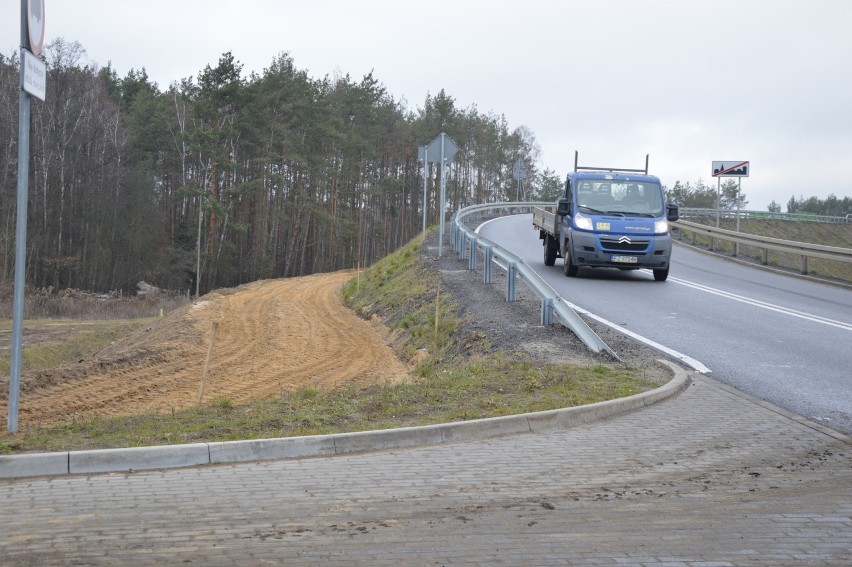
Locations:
534;154;679;281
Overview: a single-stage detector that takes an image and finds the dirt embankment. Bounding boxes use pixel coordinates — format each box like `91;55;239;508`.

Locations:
3;271;411;428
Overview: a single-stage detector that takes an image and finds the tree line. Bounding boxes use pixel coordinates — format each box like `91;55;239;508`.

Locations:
666;178;748;210
781;194;851;216
666;178;849;218
4;40;844;296
1;40;560;295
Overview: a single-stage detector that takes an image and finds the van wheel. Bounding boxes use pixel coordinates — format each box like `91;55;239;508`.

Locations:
563;250;579;277
543;235;558;266
653;267;669;281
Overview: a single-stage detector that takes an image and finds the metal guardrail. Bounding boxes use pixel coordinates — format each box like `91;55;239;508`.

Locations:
450;202;617;357
672;219;852;274
679;208;850;224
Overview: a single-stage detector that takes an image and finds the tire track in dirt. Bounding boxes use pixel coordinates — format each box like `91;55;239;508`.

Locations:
8;271;411;428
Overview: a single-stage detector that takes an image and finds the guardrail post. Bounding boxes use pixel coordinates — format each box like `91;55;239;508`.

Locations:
541;297;553;326
762;248;768;265
483;245;493;283
458;232;467;260
507;261;517;301
468;237;477;270
801;255;808;275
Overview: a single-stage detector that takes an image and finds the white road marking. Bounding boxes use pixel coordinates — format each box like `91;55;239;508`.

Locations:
660;274;852;332
560;297;713;374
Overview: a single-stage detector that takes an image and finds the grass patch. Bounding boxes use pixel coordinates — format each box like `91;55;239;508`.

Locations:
0;318;152;375
2;355;660;453
342;234;468;363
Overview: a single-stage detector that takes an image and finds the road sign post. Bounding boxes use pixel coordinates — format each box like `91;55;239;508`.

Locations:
711;160;750;235
425;133;458;257
418;145;428;236
9;0;46;433
514;157;525;201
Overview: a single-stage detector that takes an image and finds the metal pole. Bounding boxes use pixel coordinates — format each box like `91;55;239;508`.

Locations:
422;146;428;236
9;0;30;433
195;195;202;297
712;177;721;251
734;177;742;257
736;178;742;232
438;133;446;257
716;177;721;228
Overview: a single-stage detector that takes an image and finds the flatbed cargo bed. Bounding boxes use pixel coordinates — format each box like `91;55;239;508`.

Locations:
532;206;559;236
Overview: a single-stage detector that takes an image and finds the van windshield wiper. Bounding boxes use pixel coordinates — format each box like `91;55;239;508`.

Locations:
578;205;605;214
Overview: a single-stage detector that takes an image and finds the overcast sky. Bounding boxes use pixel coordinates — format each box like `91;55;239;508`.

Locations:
3;0;851;211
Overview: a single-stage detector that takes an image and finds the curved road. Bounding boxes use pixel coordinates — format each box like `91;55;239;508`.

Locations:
479;214;852;435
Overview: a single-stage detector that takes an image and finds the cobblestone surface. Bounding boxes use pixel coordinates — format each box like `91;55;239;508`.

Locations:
2;375;849;565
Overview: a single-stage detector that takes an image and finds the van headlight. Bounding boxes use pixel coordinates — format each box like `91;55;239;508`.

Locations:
654;219;669;234
574;212;593;231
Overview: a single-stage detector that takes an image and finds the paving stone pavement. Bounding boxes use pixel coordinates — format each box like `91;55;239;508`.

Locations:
1;374;849;566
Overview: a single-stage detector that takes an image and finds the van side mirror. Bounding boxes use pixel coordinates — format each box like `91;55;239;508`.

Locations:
666;203;679;222
557;198;571;216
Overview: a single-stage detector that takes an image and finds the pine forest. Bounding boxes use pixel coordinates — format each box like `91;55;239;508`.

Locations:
1;40;561;295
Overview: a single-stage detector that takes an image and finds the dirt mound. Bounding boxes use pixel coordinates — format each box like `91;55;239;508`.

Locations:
5;271;411;428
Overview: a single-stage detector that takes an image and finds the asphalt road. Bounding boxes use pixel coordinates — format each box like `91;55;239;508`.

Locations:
478;213;852;435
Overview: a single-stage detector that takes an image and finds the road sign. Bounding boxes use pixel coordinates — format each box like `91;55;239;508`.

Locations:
712;161;749;177
22;49;46;101
426;133;458;163
513;157;526;181
27;0;45;56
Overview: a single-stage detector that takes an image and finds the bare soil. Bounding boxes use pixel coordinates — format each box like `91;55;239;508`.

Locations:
1;271;411;428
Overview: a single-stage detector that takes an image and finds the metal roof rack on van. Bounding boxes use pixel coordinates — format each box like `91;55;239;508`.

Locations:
573;150;649;174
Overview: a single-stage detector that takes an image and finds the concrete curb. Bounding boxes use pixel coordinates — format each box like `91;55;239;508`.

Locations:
1;360;691;479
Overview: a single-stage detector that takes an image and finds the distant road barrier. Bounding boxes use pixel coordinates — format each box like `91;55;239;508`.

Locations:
672;219;852;275
679;208;850;224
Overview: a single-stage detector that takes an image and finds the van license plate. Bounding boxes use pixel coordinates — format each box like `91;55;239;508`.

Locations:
611;255;638;264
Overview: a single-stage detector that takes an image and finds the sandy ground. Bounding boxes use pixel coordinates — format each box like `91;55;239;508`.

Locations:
4;271;411;428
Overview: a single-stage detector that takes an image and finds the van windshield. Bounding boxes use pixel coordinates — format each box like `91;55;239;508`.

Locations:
576;181;664;216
